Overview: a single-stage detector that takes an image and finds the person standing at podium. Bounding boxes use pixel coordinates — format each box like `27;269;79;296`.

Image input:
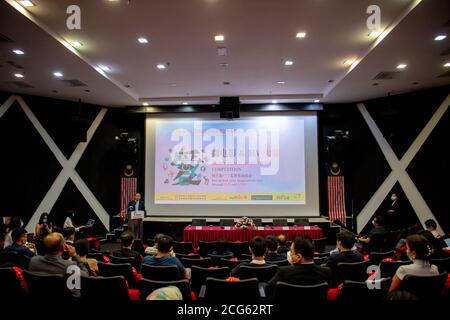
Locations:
127;193;145;240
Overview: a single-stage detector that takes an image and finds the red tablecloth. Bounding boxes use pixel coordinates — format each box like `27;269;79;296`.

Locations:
183;226;323;248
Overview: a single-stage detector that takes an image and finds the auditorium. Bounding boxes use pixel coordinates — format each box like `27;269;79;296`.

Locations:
0;0;449;310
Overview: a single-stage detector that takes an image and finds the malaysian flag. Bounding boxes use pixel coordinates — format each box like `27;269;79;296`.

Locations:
120;177;137;221
327;174;347;226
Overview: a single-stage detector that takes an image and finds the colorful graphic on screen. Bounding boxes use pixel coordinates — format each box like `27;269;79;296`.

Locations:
154;117;305;204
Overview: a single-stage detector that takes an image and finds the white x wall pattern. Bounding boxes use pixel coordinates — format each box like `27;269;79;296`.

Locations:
0;95;110;231
356;93;450;234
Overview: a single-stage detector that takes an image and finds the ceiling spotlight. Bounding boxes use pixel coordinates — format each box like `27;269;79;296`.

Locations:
444;62;450;67
396;64;407;69
71;41;83;47
156;64;167;70
271;100;278;104
284;60;293;66
14;73;24;78
277;81;286;84
214;34;225;41
434;34;447;41
296;32;307;38
343;59;355;66
138;37;149;44
13;49;25;55
182;102;188;105
98;65;110;72
53;71;63;77
368;30;381;37
143;102;149;106
314;99;320;103
19;0;35;7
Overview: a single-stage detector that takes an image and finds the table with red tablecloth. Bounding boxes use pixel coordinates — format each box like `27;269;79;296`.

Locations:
183;226;323;248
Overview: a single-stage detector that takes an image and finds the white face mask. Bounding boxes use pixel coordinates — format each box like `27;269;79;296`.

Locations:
286;251;294;265
391;195;397;201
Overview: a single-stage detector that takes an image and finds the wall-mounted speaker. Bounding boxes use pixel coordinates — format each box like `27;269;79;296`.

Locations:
220;96;240;119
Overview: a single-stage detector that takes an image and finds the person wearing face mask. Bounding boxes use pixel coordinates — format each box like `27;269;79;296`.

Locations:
389;234;439;292
35;212;53;238
384;192;402;232
265;236;331;297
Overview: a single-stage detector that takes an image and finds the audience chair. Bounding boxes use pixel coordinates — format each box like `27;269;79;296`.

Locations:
238;264;278;283
208;253;234;266
181;257;212;268
313;237;328;253
97;261;137;288
198;241;219;257
109;255;138;269
87;252;106;262
228;241;251;258
0;267;27;302
401;272;448;300
430;257;450;274
335;260;370;286
81;275;130;302
273;281;329;302
220;219;235;226
200;277;263;302
190;266;230;295
379;260;412;278
313;257;326;265
192;219;206;226
367;232;389;253
131;239;145;254
337;278;392;302
0;251;28;269
23;269;74;302
138;278;191;301
272;218;287;226
218;258;250;269
369;250;395;265
141;264;181;281
267;259;290;267
176;253;200;260
173;241;194;254
240;253;253;260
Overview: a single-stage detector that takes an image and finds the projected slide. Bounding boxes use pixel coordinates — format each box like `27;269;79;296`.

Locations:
154;117;305;204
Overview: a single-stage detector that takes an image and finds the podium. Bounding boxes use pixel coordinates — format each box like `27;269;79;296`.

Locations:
129;210;144;240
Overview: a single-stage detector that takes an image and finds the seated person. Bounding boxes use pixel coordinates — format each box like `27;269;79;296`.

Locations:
264;235;285;262
389;234;439;292
75;239;99;276
265;236;332;296
325;231;363;277
231;236;267;277
417;230;448;259
141;235;188;279
29;232;89;297
211;239;234;257
5;228;35;257
276;234;290;256
144;233;174;256
113;231;143;268
3;217;23;249
62;227;76;260
356;215;387;248
425;219;443;239
35;212;53;238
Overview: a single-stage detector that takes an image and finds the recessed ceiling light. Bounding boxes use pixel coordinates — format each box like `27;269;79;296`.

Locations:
434;34;447;41
156;64;166;70
168;82;177;87
143;102;149;106
284;60;293;66
343;59;355;66
53;71;63;77
138;37;149;44
214;34;225;41
314;99;320;103
182;102;188;105
396;64;407;69
14;73;24;78
444;62;450;67
277;81;286;84
296;32;307;38
19;0;35;7
71;41;83;47
271;100;278;104
12;49;25;55
368;31;381;37
98;65;110;72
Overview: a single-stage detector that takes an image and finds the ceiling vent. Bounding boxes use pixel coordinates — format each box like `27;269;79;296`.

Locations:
5;81;35;88
59;79;88;87
0;33;14;43
372;71;401;80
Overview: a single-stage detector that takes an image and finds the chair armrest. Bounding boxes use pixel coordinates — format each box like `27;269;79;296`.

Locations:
198;285;206;299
